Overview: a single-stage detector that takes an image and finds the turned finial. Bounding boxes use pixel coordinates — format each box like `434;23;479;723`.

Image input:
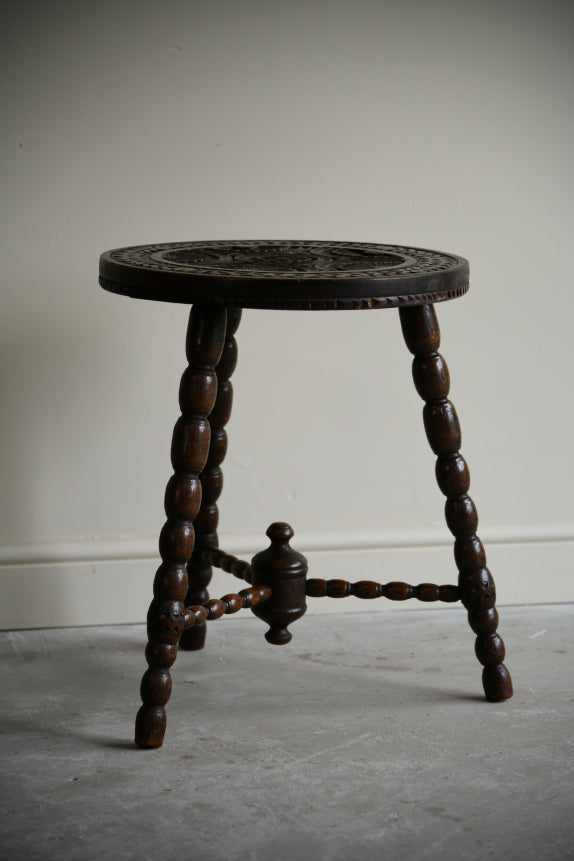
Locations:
251;522;308;645
267;522;294;543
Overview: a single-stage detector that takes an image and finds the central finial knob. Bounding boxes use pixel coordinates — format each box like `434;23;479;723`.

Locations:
266;522;294;543
251;521;308;645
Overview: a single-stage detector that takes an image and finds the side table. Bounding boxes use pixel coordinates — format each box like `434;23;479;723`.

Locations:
99;240;513;749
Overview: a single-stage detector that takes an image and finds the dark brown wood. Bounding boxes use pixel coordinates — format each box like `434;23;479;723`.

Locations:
306;578;459;602
399;304;513;702
180;307;242;651
182;584;272;629
98;239;515;749
250;523;308;645
134;304;228;749
99;241;469;309
199;545;253;584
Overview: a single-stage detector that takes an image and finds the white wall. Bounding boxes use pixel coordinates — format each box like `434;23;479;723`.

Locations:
1;0;573;628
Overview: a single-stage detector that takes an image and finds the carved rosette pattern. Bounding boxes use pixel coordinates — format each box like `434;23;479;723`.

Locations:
107;241;461;280
179;308;242;651
135;305;228;748
399;305;513;702
99;241;469;310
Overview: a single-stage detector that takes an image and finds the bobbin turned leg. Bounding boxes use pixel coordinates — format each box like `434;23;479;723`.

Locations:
135;305;228;748
180;308;242;651
399;304;513;702
251;523;308;645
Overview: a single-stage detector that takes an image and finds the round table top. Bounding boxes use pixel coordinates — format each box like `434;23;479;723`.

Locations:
99;240;469;310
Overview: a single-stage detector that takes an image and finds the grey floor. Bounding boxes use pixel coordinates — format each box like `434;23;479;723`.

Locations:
1;604;573;861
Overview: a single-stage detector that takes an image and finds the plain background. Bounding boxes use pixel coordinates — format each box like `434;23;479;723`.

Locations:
1;0;573;628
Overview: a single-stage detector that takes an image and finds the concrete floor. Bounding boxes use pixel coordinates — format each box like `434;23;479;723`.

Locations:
0;604;572;861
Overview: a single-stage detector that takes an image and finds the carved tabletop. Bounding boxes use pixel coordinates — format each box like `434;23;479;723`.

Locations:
99;240;469;310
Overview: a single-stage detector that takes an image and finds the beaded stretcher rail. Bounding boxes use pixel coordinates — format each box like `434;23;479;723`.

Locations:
198;544;460;603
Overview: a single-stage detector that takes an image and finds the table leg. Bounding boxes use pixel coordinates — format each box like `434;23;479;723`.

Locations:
399;304;513;702
135;304;228;748
180;308;242;651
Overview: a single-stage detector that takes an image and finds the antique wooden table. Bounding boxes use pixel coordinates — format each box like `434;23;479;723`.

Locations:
99;240;513;748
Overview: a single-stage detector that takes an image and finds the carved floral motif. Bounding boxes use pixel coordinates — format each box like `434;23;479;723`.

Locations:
108;240;461;280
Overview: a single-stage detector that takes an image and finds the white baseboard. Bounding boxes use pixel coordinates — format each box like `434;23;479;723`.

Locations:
0;524;572;629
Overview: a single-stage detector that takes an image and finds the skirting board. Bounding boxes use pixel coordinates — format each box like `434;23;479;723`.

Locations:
0;525;572;629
